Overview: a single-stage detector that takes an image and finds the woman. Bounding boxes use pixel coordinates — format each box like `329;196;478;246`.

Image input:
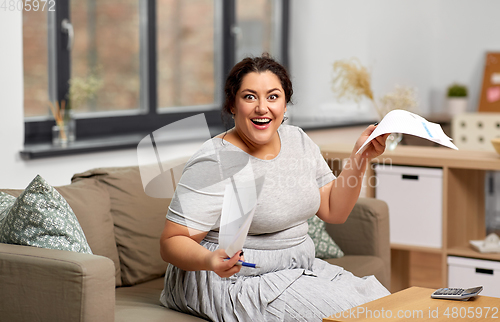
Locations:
160;54;390;321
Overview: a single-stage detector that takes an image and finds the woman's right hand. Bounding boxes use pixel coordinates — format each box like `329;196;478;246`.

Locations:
160;220;245;277
206;249;243;278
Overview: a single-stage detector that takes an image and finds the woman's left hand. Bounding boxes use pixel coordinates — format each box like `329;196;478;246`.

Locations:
353;124;390;160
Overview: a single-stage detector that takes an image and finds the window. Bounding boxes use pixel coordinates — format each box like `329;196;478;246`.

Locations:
23;4;49;117
70;0;143;115
157;0;219;110
22;0;289;152
235;0;284;62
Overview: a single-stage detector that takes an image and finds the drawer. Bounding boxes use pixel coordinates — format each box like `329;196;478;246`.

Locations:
375;165;443;248
448;256;500;298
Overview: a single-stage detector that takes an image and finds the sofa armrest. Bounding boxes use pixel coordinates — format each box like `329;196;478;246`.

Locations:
0;243;115;322
324;198;390;279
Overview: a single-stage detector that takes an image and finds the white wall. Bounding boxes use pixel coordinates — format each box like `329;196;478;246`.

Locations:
289;0;500;122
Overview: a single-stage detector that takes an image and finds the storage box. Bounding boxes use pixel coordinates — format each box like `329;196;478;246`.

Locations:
375;165;443;248
448;256;500;298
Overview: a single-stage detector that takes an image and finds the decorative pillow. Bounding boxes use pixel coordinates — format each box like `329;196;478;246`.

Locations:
55;179;122;286
0;175;92;254
307;215;344;259
0;193;16;222
73;166;170;286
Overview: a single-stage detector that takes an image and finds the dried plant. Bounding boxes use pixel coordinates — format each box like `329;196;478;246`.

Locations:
378;86;418;117
331;58;417;120
331;58;380;114
47;100;68;140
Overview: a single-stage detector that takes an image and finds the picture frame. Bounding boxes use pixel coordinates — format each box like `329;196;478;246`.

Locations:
478;52;500;112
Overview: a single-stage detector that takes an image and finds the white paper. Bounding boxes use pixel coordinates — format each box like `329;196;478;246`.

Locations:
219;180;260;257
356;109;458;154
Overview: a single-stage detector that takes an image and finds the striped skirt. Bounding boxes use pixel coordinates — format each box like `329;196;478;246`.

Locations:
160;235;390;322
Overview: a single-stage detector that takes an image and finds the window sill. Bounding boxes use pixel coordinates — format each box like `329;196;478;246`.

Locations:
20;125;226;160
20;133;148;160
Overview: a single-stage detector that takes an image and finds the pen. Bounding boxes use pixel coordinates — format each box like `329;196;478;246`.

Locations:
224;258;260;268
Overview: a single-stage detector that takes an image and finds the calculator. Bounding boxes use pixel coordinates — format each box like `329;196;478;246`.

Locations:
431;286;483;300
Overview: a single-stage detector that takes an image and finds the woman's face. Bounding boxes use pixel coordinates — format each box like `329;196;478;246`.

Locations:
231;71;286;147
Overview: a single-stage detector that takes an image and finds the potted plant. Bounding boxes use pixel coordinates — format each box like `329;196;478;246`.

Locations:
447;83;468;115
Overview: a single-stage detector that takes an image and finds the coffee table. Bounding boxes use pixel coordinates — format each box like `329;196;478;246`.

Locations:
323;287;500;321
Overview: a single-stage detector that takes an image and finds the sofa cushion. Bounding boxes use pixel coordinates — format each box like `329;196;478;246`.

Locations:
55;179;122;286
1;179;122;286
115;277;206;322
0;175;92;254
73;166;171;286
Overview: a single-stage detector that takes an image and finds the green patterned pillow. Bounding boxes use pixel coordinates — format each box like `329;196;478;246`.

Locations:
307;215;344;259
0;175;92;254
0;192;16;223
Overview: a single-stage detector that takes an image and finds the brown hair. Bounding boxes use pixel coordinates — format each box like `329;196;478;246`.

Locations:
221;54;293;124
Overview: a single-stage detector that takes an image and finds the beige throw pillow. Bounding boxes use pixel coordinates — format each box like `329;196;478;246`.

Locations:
56;179;122;286
73;166;171;286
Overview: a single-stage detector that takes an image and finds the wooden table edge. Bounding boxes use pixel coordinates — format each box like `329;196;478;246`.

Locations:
323;286;500;322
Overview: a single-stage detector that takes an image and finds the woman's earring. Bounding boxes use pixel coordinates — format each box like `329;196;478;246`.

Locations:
281;113;288;124
231;114;234;119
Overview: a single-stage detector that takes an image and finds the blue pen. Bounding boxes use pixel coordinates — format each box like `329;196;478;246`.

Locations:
224;258;259;268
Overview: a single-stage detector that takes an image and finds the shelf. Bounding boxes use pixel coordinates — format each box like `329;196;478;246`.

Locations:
321;144;500;171
447;245;500;261
391;243;442;254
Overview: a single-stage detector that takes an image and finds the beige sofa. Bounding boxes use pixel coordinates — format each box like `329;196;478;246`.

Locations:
0;166;390;322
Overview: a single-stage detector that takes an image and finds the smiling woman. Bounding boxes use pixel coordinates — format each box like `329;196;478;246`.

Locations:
159;54;390;321
228;70;287;158
219;54;292;159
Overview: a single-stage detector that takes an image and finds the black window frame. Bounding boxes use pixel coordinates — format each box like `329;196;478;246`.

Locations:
23;0;290;149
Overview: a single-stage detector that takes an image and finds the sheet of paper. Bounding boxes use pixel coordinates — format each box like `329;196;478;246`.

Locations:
356;109;458;154
219;177;263;257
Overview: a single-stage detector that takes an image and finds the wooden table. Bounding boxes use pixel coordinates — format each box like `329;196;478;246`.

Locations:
323;287;500;321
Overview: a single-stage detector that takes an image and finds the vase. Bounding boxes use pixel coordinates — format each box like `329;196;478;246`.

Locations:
52;124;70;147
386;133;403;151
447;98;467;116
52;113;76;147
66;115;76;143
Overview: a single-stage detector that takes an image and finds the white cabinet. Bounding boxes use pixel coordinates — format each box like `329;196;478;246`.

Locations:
448;256;500;298
375;165;443;248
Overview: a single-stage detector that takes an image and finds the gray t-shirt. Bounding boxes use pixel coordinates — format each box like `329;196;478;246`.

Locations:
166;124;335;249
